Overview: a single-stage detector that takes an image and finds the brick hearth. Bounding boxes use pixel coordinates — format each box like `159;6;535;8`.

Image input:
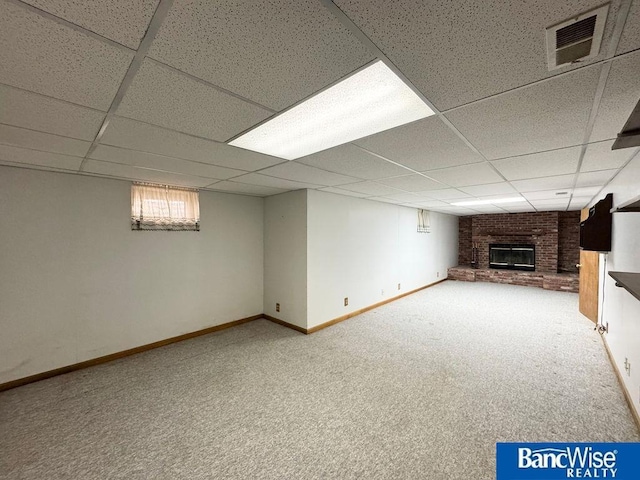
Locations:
447;266;579;293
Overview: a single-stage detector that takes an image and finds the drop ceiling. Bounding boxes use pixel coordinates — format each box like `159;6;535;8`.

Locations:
1;0;640;216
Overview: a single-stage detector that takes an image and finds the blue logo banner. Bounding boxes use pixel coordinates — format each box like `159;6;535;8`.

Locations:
497;442;640;479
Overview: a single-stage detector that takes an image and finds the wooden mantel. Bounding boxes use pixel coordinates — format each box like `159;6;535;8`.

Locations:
477;230;548;236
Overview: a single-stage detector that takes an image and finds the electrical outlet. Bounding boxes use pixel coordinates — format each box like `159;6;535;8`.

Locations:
381;289;384;296
397;283;401;290
437;272;440;278
344;297;348;306
276;303;280;312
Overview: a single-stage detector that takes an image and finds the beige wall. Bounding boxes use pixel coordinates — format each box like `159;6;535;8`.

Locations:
0;166;264;384
307;190;458;329
263;190;308;329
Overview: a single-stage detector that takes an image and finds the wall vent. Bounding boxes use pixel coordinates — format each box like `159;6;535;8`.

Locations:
546;4;609;70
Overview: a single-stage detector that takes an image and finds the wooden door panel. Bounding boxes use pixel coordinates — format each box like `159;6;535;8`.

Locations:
578;208;599;323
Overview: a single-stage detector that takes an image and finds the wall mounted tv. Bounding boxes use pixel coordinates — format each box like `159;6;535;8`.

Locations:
579;193;613;252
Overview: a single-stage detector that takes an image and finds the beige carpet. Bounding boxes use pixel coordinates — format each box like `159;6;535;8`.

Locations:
1;281;638;479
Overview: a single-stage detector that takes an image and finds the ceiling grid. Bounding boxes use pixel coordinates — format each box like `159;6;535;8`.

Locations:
1;0;639;214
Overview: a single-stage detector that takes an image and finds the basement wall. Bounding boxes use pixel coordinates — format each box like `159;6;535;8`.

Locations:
263;190;308;329
306;189;459;329
595;152;640;420
0;166;264;385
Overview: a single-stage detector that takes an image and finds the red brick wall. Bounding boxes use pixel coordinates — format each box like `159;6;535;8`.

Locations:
458;216;472;265
558;211;581;273
456;212;576;273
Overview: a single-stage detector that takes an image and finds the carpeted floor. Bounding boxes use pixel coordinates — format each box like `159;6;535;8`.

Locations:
1;281;638;479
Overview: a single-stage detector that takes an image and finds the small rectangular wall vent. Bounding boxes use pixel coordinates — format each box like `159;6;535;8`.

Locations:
546;4;609;71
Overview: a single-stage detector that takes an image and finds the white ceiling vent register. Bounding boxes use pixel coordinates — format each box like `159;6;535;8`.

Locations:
545;4;609;70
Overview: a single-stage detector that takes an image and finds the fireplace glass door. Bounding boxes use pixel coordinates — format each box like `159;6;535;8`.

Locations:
489;244;535;271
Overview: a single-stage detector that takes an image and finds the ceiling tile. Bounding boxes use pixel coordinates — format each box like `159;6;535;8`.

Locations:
491;146;581;180
0;85;105;141
473;194;526;202
534;206;569;212
336;181;404;196
334;0;616;110
353;116;484;171
445;65;600;159
458;182;516;196
297;143;411;180
147;0;373;110
259;162;359;187
424;163;503;187
0;2;133;110
591;52;640;142
575;169;617;187
466;206;509;214
0;160;71;174
373;192;424;203
370;197;405;205
411;199;451;208
318;187;371;198
421;188;472;200
21;0;159;49
511;174;576;192
426;206;477;216
569;196;593;209
117;60;272;142
0;124;90;157
0;144;82;171
230;173;320;190
617;0;640;55
502;205;536;213
529;198;571;206
572;186;602;197
532;205;568;212
376;174;445;191
581;140;634;172
82;160;214;188
101;117;283;171
530;204;570;212
523;190;572;200
90;145;244;180
206;181;287;197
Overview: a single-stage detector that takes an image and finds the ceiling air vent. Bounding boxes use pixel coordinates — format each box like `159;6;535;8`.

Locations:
546;4;609;70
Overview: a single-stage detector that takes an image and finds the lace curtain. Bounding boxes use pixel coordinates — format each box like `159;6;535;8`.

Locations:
417;209;430;233
131;183;200;231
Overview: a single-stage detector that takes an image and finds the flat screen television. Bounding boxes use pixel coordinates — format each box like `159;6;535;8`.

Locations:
579;193;613;252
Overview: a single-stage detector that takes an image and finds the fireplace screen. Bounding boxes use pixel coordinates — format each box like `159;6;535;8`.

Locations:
489;244;535;271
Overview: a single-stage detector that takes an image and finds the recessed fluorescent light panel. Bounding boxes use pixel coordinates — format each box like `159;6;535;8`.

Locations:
452;197;527;207
228;61;435;160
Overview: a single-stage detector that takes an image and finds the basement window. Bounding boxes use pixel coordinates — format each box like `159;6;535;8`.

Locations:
417;209;430;233
131;183;200;231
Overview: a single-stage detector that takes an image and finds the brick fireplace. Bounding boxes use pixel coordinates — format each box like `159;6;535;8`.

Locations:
451;211;580;292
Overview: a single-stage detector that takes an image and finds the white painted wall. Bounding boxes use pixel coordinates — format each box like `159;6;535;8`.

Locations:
1;172;458;382
0;166;264;384
594;152;640;418
263;190;307;329
306;189;458;329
